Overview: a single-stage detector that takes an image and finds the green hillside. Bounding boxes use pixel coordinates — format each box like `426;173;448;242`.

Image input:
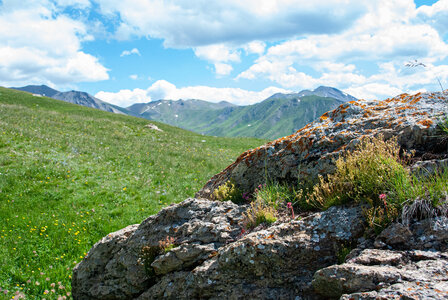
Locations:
128;95;344;140
0;87;264;299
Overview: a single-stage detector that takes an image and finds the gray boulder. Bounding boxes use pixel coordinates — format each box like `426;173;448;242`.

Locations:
197;91;448;199
72;200;366;299
313;249;448;299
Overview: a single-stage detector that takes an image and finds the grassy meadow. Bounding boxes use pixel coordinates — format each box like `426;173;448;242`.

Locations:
0;87;264;299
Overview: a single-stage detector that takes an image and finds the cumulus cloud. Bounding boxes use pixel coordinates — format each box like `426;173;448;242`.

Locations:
95;0;368;47
120;48;141;57
416;0;448;37
235;0;448;99
243;41;266;55
0;0;109;87
96;80;293;107
193;44;240;75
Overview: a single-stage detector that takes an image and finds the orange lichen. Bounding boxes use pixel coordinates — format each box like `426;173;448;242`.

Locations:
417;119;433;128
409;96;422;105
411;111;428;116
320;112;329;121
395;106;416;111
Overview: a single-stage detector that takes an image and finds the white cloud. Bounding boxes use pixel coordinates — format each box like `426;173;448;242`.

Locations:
344;84;405;100
96;88;149;107
95;80;293;107
0;0;109;87
194;44;240;63
235;0;448;99
243;41;266;55
193;44;240;75
120;48;141;57
96;0;368;47
54;0;91;9
214;63;233;76
129;74;138;80
416;0;448;37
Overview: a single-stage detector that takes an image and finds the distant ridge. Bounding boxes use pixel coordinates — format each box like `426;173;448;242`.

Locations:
11;84;59;97
11;85;125;115
128;86;357;139
297;86;357;102
11;84;356;139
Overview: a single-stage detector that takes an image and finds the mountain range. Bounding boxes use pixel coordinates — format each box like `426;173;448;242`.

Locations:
10;85;356;139
11;85;124;114
126;86;356;139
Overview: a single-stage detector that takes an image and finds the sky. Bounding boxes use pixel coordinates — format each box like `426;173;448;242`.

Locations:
0;0;447;107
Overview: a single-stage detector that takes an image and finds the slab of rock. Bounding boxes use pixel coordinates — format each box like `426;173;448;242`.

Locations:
72;200;366;299
313;249;448;299
144;123;162;131
197;91;448;199
72;198;247;299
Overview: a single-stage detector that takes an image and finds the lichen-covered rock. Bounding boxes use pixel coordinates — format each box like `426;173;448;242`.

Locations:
374;217;448;251
313;249;448;299
72;200;366;299
197;91;448;199
72;198;247;299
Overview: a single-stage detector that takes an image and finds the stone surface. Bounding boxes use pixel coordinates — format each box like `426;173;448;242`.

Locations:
197;91;448;199
314;249;448;299
72;198;247;299
72;200;366;299
144;123;163;132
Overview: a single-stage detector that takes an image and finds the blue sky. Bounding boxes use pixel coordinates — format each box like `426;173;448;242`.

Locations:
0;0;447;106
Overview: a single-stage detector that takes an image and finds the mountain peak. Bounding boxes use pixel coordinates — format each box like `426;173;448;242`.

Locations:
11;84;59;97
298;86;356;102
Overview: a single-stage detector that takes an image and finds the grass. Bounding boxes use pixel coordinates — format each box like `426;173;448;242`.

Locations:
253;134;448;233
0;87;265;299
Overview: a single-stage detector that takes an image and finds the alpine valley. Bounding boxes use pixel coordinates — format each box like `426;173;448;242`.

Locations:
12;85;356;139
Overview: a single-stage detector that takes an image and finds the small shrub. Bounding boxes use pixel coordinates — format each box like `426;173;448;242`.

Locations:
364;203;399;234
305;135;408;210
254;182;295;209
244;198;277;229
337;244;353;264
213;180;243;204
140;236;177;276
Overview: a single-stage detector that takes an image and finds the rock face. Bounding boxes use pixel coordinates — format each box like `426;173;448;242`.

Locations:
315;249;448;299
72;199;367;299
72;198;448;299
197;91;448;199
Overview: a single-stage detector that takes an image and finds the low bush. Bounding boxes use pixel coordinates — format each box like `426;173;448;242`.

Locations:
254;134;447;232
140;236;177;276
244;198;277;229
213;180;243;204
304;135;409;210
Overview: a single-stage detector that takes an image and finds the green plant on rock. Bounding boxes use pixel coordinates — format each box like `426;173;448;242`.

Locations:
364;201;399;234
305;135;409;210
213;180;243;204
254;182;295;210
244;198;277;229
296;134;448;232
140;236;177;276
336;243;354;264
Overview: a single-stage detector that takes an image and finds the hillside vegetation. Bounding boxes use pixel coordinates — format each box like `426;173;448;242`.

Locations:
129;95;344;139
0;87;264;298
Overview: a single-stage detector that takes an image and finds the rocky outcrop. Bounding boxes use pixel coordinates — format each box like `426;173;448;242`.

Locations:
73;198;447;299
73;91;448;299
197;91;448;199
313;216;448;299
314;249;448;299
72;199;367;299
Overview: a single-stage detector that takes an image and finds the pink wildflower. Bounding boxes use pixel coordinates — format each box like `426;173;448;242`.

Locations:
287;202;295;220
